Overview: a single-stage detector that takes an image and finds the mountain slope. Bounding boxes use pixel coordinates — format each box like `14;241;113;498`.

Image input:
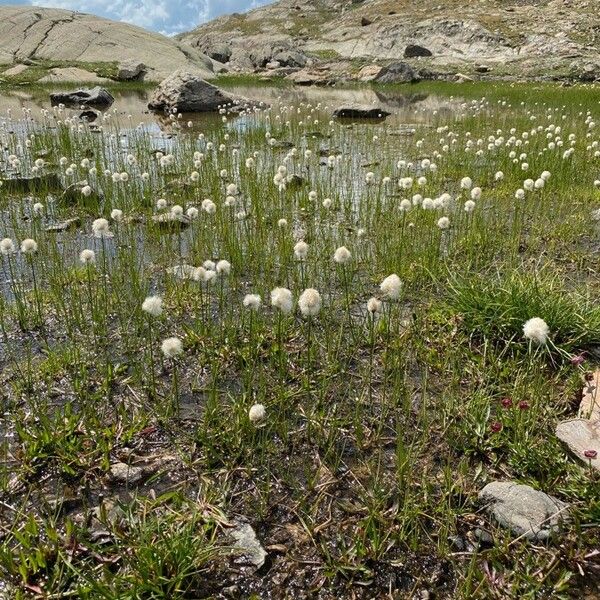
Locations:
179;0;599;81
0;6;215;82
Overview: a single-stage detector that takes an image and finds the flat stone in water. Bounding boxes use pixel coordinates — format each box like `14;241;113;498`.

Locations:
152;213;191;231
45;217;81;233
333;105;391;119
479;481;568;541
2;173;62;193
556;419;600;472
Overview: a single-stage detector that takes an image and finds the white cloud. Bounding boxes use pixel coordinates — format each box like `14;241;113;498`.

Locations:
19;0;273;35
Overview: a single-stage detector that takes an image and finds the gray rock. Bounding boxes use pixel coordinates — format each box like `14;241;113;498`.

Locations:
479;481;568;541
206;43;232;64
45;217;81;233
116;60;145;81
229;520;267;569
2;173;62;194
148;70;257;113
556;419;600;472
152;212;191;231
50;87;114;108
272;50;308;68
404;44;433;58
374;62;421;84
109;462;143;485
333;105;391;119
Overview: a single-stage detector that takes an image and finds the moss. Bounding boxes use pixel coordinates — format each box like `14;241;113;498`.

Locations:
0;60;120;85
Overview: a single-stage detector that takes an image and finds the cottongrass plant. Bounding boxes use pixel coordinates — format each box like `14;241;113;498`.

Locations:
0;82;600;598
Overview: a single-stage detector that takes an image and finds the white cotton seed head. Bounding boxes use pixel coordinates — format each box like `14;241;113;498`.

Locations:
437;216;450;230
464;200;476;213
271;287;294;314
79;249;95;264
92;218;111;237
161;336;183;358
298;288;322;317
333;246;351;264
367;297;382;313
142;295;163;317
460;177;473;190
216;259;231;275
380;274;402;300
523;317;549;345
0;238;15;255
111;209;123;221
21;239;37;254
294;241;309;260
243;294;262;310
249;403;266;424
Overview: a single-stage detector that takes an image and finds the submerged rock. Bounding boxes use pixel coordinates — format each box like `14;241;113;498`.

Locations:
479;481;568;541
1;173;62;193
45;217;81;233
61;181;104;205
152;212;191;231
50;87;114;108
333;105;390;119
148;70;259;113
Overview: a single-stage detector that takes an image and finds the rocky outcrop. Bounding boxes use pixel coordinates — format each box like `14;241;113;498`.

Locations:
148;71;260;113
0;6;214;82
178;0;599;82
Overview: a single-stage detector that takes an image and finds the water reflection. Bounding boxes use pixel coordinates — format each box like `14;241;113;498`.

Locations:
0;84;464;132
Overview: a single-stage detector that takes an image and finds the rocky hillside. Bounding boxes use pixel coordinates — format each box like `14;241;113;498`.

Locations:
0;6;215;84
179;0;600;82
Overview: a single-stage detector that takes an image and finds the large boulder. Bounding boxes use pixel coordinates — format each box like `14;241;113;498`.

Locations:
374;62;421;84
148;70;258;113
116;60;146;81
206;44;232;64
272;50;308;68
50;87;114;108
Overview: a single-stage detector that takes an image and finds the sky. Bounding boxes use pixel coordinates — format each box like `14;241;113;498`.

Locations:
2;0;274;35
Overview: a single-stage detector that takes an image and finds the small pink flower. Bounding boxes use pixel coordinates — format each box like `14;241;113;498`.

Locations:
570;354;585;366
490;421;503;433
501;397;513;409
584;449;598;459
518;400;530;410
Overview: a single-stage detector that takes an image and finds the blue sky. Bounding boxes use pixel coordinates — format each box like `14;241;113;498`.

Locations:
2;0;274;35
